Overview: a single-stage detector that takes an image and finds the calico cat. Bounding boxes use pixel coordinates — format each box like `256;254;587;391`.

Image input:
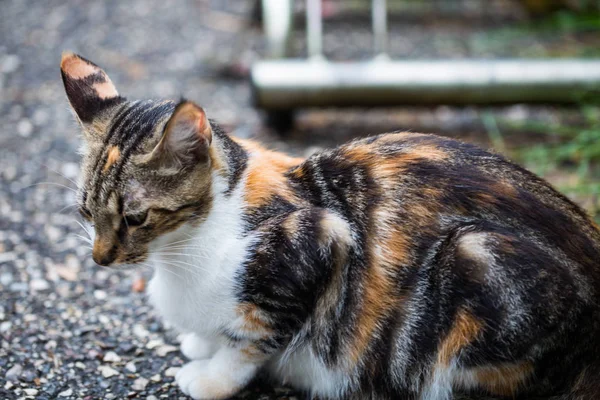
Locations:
60;52;600;400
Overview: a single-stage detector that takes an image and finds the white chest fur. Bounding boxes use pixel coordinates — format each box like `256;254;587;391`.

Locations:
147;176;253;336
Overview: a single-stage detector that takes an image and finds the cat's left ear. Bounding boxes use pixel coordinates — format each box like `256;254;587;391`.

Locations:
139;100;212;173
60;51;125;126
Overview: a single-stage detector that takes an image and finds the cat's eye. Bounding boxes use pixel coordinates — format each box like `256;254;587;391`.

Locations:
123;211;148;227
79;207;92;221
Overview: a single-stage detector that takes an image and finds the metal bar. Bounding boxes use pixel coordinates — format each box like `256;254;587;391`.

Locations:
306;0;323;58
251;59;600;109
261;0;294;59
372;0;388;56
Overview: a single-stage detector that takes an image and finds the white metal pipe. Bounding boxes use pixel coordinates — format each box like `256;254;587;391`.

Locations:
251;59;600;109
372;0;388;56
306;0;323;58
261;0;294;59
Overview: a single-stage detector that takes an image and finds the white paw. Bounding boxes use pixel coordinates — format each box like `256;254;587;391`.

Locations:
180;333;214;360
176;360;233;399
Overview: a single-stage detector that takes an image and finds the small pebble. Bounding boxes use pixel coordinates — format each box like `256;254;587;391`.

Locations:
164;367;180;377
58;388;73;397
2;54;20;73
98;365;119;378
151;373;161;382
20;367;37;382
0;272;13;286
119;342;135;354
0;321;12;332
94;290;107;300
146;339;163;349
132;276;146;292
132;377;149;391
125;361;136;373
5;364;22;381
10;282;28;292
103;351;121;363
133;324;149;338
156;344;178;357
17;119;34;138
24;388;39;396
30;278;50;291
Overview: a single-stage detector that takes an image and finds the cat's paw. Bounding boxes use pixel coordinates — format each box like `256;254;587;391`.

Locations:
176;360;234;400
180;333;214;360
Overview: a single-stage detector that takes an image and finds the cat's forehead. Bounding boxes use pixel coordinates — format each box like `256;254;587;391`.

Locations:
99;99;176;144
79;99;177;202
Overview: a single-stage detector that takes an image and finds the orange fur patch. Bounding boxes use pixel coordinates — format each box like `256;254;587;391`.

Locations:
409;144;448;162
349;230;399;365
474;362;533;396
345;137;448;184
103;146;121;172
92;81;118;100
235;138;303;208
240;344;267;362
437;309;482;365
236;303;271;335
61;52;98;79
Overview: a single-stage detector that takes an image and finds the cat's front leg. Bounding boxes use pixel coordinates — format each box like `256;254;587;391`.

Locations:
179;332;216;360
175;344;265;400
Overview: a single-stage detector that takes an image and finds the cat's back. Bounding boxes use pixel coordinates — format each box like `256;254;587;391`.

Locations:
289;131;600;277
285;132;600;398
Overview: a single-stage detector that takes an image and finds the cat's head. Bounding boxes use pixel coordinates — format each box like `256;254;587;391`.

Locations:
61;52;217;267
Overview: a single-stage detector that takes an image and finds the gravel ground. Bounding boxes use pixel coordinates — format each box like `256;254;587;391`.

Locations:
1;1;598;399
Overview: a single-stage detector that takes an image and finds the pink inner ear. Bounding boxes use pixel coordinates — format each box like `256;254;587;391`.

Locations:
197;112;208;133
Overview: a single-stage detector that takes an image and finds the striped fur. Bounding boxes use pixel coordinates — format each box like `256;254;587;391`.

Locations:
62;53;600;400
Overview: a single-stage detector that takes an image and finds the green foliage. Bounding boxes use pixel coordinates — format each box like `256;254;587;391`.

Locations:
471;10;600;57
497;106;600;223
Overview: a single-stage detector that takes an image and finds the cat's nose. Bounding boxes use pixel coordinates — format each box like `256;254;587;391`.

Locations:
92;239;118;266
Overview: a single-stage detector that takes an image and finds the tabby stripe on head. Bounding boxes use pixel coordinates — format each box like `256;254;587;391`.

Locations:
89;101;144;196
92;100;176;204
106;101;175;196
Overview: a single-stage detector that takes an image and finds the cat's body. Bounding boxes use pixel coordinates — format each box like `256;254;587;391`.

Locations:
61;52;600;400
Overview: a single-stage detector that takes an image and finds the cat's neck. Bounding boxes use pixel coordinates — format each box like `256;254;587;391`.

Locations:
150;171;250;282
209;121;249;195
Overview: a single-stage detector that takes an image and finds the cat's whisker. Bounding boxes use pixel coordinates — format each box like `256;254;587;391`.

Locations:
153;255;209;268
39;161;79;189
155;244;213;251
74;220;93;241
156;260;204;279
153;253;211;262
58;203;80;214
23;181;78;194
155;237;201;250
72;233;93;245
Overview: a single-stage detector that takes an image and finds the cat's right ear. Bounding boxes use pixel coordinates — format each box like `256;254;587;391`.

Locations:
60;52;125;129
136;100;212;174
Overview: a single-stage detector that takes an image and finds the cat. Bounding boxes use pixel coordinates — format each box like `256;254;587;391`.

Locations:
60;52;600;400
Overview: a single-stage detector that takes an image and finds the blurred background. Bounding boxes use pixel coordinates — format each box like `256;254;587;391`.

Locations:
1;0;599;399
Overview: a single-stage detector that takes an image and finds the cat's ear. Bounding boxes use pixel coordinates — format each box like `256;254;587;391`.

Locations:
139;100;212;173
60;52;125;126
